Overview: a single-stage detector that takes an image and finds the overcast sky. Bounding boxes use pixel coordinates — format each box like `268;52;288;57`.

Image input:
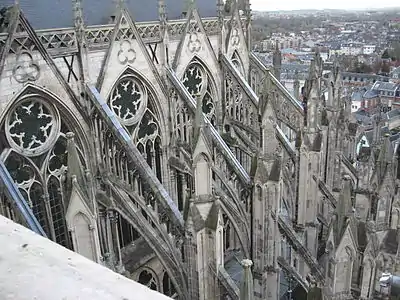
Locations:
251;0;399;11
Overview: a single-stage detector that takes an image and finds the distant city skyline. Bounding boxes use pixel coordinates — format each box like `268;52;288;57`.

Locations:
251;0;399;11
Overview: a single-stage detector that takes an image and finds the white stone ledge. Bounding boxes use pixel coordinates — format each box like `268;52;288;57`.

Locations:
0;215;172;300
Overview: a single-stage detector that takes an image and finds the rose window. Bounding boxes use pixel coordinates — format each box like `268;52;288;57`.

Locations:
6;98;59;156
182;64;204;97
109;76;147;126
182;62;216;125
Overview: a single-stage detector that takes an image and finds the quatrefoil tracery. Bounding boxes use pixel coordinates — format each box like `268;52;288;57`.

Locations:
13;51;40;83
118;40;137;65
188;33;201;53
231;28;240;46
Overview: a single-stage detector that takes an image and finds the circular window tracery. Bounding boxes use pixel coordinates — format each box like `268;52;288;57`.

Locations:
182;64;205;97
138;269;158;291
109;75;148;126
5;97;60;157
182;62;216;125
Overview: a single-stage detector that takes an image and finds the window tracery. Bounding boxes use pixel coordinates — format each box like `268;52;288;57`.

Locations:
109;73;163;182
109;75;147;126
231;51;244;77
163;272;177;297
5;97;60;156
1;94;85;250
138;269;158;291
174;88;193;146
250;68;259;95
182;60;216;126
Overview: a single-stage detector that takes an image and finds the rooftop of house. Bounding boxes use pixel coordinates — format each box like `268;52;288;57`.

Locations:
373;81;399;92
1;0;219;29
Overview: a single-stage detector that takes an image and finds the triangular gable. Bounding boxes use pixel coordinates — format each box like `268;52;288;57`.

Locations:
225;2;249;77
0;8;82;115
193;127;213;161
96;7;168;113
261;98;280;160
65;180;95;225
172;5;220;83
335;222;357;257
364;232;379;258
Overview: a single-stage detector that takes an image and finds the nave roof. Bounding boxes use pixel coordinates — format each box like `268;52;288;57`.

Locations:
1;0;218;30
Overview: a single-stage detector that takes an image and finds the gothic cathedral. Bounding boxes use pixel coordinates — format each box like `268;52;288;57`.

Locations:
0;1;398;300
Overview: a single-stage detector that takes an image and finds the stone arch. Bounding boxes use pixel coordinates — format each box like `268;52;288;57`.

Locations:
222;213;232;251
105;66;168;143
193;151;212;165
250;68;260;94
106;67;166;183
0;83;90;160
162;271;177;297
231;50;245;76
72;211;96;261
181;56;218;126
361;258;374;299
137;267;159;291
0;84;90;249
255;185;262;202
345;245;355;260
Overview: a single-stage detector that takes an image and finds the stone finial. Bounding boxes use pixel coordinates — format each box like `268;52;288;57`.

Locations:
158;0;167;24
240;259;254;300
66;132;75;140
117;0;125;10
72;0;85;32
241;259;253;268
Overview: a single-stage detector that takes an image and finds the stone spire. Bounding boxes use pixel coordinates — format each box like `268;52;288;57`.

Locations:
293;70;300;100
158;0;167;24
272;42;282;80
72;0;85;40
243;0;252;49
217;0;226;54
240;259;254;300
183;0;195;17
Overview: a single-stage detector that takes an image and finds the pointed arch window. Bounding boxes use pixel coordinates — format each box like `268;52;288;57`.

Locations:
250;69;259;94
138;269;158;291
182;60;217;126
223;214;231;251
163;272;177;297
173;88;193;146
109;73;164;182
231;51;245;77
1;94;86;251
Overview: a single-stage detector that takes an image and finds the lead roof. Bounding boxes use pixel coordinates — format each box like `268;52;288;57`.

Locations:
1;0;218;29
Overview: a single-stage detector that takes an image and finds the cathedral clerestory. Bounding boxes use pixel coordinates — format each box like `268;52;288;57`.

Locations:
0;1;398;299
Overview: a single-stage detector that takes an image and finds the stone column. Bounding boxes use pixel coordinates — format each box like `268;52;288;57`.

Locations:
107;210;122;271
